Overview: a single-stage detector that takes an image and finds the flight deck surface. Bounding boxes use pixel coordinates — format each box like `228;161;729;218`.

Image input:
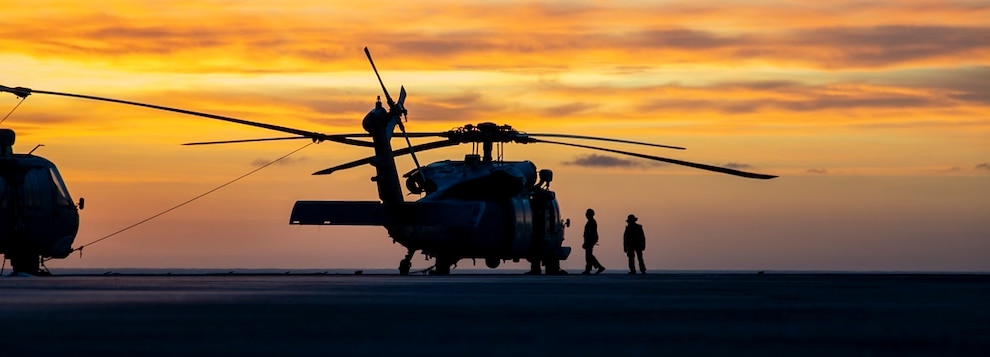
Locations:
1;273;987;356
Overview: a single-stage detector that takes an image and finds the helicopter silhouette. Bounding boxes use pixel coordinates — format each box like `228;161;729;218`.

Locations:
1;48;775;275
0;124;83;275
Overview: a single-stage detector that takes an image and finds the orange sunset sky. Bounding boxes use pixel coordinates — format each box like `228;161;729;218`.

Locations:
2;0;988;271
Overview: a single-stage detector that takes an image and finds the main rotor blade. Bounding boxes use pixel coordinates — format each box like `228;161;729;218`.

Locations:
182;133;452;146
13;88;320;136
529;138;777;179
526;133;685;150
393;132;449;138
183;136;312;146
312;139;460;175
181;135;375;147
0;86;382;146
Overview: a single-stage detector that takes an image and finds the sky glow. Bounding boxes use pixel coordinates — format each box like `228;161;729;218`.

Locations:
2;0;987;271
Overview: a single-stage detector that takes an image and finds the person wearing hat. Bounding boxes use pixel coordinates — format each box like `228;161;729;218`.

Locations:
623;214;647;274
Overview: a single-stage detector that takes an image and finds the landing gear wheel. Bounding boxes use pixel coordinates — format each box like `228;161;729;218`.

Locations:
525;257;542;275
430;256;453;275
543;255;565;275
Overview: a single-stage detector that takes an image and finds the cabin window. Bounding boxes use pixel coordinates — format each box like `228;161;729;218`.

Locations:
548;202;558;233
22;168;44;211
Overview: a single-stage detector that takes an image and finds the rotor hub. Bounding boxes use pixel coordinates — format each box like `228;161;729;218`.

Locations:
446;122;525;144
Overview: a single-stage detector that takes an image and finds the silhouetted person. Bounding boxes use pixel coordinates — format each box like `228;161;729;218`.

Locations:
582;208;605;274
623;214;646;274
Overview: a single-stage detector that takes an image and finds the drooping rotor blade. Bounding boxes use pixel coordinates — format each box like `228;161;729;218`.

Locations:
393;132;448;138
525;133;685;150
183;133;444;146
528;138;777;179
246;132;446;138
184;136;310;145
0;85;379;147
313;139;460;175
184;135;375;147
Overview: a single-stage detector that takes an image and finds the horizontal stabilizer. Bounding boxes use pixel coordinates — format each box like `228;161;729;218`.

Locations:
291;201;385;225
290;201;485;228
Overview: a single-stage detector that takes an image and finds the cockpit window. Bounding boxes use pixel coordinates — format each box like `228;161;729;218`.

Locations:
49;167;74;206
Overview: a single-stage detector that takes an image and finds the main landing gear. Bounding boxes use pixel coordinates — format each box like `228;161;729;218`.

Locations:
398;249;415;276
526;255;566;275
6;254;51;276
429;256;454;275
397;249;455;275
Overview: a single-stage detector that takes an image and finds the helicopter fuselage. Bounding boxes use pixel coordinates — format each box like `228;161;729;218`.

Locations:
0;153;79;267
403;159;567;264
289;158;571;271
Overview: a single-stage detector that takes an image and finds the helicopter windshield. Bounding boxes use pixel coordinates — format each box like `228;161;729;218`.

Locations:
18;166;75;210
48;167;74;206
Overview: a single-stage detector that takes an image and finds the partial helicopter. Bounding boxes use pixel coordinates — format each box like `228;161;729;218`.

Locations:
0;124;83;275
0;48;775;275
